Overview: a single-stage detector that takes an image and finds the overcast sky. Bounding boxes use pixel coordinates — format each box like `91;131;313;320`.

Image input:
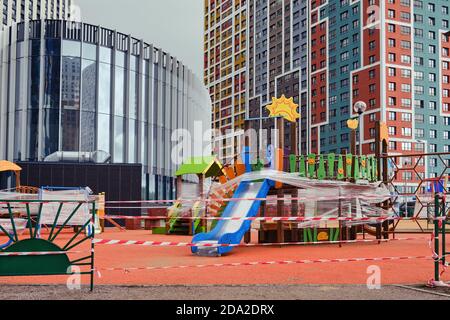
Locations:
73;0;203;77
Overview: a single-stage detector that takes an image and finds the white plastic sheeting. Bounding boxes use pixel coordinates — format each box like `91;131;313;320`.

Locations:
39;189;91;226
169;170;393;228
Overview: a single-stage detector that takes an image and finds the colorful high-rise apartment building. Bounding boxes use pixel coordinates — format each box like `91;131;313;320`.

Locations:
1;0;71;27
247;0;309;156
204;0;247;163
312;0;450;187
205;0;450;185
206;0;450;185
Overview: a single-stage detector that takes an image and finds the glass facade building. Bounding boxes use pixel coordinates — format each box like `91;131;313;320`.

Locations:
1;0;70;27
0;20;212;200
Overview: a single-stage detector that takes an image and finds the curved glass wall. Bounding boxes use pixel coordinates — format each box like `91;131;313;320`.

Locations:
0;20;212;200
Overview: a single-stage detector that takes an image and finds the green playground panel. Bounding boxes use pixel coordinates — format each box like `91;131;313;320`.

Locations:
337;155;345;180
0;200;96;290
299;156;306;177
303;228;339;242
151;227;166;235
290;153;379;182
353;156;360;180
327;154;336;179
308;154;316;178
253;159;264;172
317;155;326;180
289;155;297;173
360;156;367;179
0;239;72;276
346;154;353;179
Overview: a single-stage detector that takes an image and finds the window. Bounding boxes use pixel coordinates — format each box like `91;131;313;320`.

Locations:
402;142;412;151
415;100;424;108
401;69;411;78
401;40;411;49
388;68;396;76
401;55;411;64
402;113;412;122
402;127;412;136
416;128;424;138
429;115;437;125
429;73;436;82
401;98;411;107
389;126;397;135
430;130;437;139
389;141;397;151
414;71;424;80
400;26;411;35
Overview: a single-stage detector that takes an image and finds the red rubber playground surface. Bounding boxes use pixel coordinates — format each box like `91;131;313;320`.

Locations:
0;229;447;286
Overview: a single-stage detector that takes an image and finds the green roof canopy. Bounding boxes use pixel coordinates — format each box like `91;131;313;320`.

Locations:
175;156;224;178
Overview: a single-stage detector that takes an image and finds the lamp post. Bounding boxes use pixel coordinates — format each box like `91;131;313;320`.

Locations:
353;101;368;156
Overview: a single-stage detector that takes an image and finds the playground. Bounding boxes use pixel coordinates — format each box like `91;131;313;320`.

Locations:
1;99;450;299
1;154;449;298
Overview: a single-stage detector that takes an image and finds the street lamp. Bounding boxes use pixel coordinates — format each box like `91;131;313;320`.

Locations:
353;101;367;155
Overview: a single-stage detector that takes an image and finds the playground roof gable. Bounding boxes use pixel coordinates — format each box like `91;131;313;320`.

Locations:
175;156;224;178
0;160;22;173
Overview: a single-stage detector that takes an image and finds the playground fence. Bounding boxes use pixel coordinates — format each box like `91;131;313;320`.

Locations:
0;198;97;290
431;194;450;287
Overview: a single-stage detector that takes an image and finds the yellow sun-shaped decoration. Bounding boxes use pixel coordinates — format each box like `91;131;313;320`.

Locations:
266;95;300;123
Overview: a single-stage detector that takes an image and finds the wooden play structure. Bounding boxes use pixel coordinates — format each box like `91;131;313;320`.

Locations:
0;160;39;194
257;153;379;244
166;156;247;235
242;97;390;245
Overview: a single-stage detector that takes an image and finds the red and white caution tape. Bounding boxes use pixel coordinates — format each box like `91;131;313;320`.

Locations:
102;215;443;223
0;201;91;205
97;255;431;273
93;237;424;248
0;250;84;257
104;193;398;205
